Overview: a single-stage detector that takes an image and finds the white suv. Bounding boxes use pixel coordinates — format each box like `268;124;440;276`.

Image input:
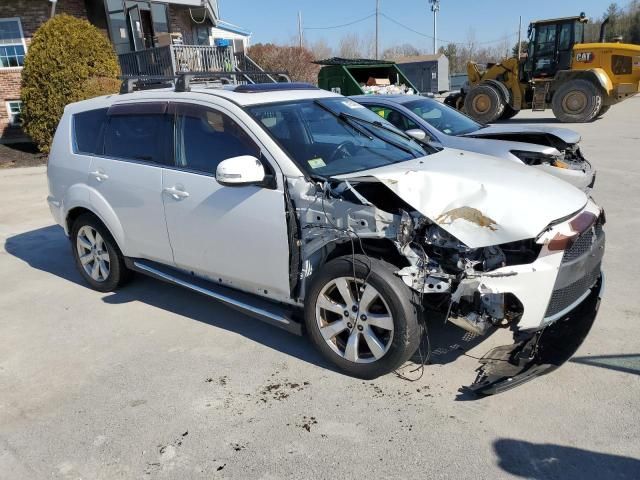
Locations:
47;81;605;394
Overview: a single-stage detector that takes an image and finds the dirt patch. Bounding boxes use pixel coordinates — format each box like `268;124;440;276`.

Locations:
0;143;47;169
258;381;310;404
298;416;318;432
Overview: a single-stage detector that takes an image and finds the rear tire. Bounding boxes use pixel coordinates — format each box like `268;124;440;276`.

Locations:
551;79;603;123
464;84;505;124
304;255;421;379
71;213;131;292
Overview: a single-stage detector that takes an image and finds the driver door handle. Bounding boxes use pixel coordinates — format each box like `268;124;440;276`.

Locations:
163;186;190;200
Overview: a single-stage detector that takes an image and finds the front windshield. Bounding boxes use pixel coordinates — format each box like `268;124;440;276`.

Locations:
403;98;482;136
245;98;427;177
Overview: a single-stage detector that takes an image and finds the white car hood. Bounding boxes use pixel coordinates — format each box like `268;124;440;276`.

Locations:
337;149;587;248
463;124;581;145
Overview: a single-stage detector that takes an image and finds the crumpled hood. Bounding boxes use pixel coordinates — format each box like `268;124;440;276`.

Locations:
337;149;587;248
463;124;581;145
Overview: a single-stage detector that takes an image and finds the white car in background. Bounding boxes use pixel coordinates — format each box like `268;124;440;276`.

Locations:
351;94;596;191
47;81;605;395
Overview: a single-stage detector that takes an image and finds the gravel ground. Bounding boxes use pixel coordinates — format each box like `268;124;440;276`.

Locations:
0;98;639;479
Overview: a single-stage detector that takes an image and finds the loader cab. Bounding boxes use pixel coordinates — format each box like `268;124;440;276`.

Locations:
524;14;588;80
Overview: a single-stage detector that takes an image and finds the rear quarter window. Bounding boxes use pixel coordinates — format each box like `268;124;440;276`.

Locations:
73;108;108;154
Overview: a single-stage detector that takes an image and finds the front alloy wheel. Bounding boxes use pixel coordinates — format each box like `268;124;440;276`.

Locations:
316;277;394;363
304;255;421;379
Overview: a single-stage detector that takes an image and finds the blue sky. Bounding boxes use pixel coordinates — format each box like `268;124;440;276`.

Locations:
219;0;618;51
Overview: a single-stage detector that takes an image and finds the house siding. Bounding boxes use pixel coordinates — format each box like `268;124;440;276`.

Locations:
0;0;88;141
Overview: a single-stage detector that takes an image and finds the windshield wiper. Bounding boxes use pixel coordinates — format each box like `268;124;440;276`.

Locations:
338;110;413;141
313;100;373;140
340;113;420;158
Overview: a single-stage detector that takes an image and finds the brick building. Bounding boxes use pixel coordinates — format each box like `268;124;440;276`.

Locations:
0;0;251;143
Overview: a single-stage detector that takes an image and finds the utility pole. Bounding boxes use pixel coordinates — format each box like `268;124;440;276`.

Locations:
298;11;303;49
429;0;440;54
375;0;380;59
517;15;522;59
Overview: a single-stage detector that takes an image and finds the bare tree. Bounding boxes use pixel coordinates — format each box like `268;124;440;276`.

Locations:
247;43;320;84
308;38;333;60
338;33;363;58
382;43;421;60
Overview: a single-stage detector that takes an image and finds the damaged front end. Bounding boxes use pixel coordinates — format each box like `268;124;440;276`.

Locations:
291;160;605;395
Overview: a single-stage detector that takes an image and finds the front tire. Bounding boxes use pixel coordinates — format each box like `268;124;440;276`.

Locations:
304;255;421;379
551;79;603;123
71;213;130;292
464;84;505;124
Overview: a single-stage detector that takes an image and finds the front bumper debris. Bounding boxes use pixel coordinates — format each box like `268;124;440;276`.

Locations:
467;274;603;395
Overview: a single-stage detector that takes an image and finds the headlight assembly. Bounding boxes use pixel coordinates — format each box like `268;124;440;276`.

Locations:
510;150;565;167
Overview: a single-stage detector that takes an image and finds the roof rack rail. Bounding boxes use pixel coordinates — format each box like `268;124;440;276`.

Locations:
119;76;176;94
120;71;293;94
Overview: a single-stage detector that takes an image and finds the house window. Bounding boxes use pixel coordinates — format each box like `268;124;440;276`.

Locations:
0;18;26;68
6;101;23;126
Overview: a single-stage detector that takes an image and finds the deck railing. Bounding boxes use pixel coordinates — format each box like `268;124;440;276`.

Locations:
119;45;236;77
118;46;290;86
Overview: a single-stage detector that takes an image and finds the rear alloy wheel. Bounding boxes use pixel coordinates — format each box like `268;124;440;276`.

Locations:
464;84;505;124
71;213;130;292
552;79;603;123
304;255;421;379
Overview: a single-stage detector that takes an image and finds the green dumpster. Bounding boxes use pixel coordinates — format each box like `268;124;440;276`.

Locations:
315;57;418;96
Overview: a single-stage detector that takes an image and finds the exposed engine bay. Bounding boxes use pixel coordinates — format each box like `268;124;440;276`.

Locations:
287;168;604;394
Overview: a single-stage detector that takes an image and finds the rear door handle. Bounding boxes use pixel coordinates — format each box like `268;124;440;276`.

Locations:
90;170;109;182
163;186;190;200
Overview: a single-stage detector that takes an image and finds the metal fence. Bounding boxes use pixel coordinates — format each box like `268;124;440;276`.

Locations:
119;45;236;77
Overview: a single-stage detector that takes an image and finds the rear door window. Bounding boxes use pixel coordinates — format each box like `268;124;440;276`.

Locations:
103;103;172;164
73;108;108;155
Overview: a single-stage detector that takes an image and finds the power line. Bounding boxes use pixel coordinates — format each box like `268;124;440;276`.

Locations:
380;12;518;47
304;12;376;30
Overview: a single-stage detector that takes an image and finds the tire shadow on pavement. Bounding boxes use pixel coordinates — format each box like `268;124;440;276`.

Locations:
4;225;334;374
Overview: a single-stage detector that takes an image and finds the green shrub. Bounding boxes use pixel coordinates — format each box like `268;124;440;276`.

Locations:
21;14;120;152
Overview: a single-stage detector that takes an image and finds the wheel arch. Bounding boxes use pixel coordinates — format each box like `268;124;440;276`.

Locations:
64;187;127;256
481;79;513;108
299;238;409;302
552;69;612;97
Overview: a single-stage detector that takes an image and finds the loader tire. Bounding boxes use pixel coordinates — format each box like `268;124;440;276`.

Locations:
595;105;610;118
551;79;603;123
499;104;519;120
444;92;464;111
464;84;505;124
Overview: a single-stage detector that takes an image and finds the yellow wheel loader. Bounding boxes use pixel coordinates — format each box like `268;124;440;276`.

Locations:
444;14;640;123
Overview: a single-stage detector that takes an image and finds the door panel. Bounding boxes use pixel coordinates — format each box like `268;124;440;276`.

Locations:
162;103;291;299
88;158;173;262
162;170;291;298
88;103;174;263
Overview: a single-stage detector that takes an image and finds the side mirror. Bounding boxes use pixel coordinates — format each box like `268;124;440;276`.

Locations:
216;155;266;186
405;129;427;141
